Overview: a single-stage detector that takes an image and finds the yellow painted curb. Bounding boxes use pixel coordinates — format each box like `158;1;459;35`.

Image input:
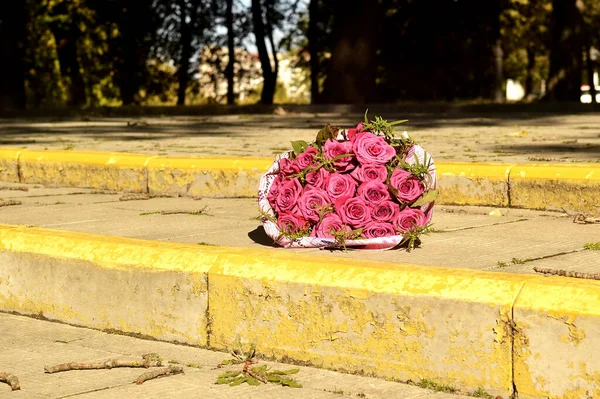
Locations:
147;156;271;197
4;147;600;214
18;150;152;192
208;249;531;396
0;148;22;183
1;224;599;396
513;276;600;399
436;162;513;206
509;164;600;215
0;225;224;345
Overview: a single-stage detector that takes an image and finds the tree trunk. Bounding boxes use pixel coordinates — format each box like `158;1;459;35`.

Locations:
265;1;279;82
491;1;504;104
322;0;379;104
225;0;236;105
177;0;193;106
493;38;504;103
118;3;138;105
524;47;536;98
546;0;584;101
586;46;597;104
251;0;276;104
307;0;320;104
54;35;87;107
0;0;28;109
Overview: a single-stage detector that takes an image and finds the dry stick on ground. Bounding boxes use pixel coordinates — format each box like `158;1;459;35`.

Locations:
0;200;21;207
119;194;150;201
573;214;600;224
44;353;162;374
533;266;600;280
243;362;268;384
0;372;20;391
135;365;183;384
0;185;28;191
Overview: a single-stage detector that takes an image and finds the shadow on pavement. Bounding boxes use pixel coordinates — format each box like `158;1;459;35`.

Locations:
247;226;280;248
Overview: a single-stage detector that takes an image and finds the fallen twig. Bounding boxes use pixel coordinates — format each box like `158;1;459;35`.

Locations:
160;206;212;216
44;353;162;373
0;372;20;391
533;266;600;280
573;214;600;224
119;194;150;201
90;190;119;195
0;186;28;192
244;362;268;384
135;365;183;384
0;200;21;207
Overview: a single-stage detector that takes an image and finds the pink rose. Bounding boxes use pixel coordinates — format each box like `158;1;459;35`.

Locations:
336;197;371;228
351;164;388;183
297;187;331;223
389;169;425;203
267;174;283;209
353;132;396;165
395;207;427;232
311;213;350;239
278;212;310;235
362;222;396;239
357;181;390;204
325;173;357;201
274;178;302;212
305;167;330;189
346;123;364;142
323;139;355;172
279;157;300;176
294;146;319;172
371;200;400;222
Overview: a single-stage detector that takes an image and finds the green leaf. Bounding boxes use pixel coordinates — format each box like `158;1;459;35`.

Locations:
281;378;303;388
218;371;241;378
412;189;438;207
267;375;282;383
364;109;369;124
281;368;300;375
315;124;335;147
215;378;231;385
269;368;300;375
389;119;409;126
291;140;309;155
229;376;247;386
252;365;268;374
247;377;262;386
387;183;400;201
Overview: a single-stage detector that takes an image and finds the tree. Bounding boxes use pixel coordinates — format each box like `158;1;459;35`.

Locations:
46;0;90;107
491;0;507;103
322;0;380;103
500;0;551;100
225;0;236;104
546;0;584;101
307;0;323;103
154;0;211;106
251;0;277;104
0;0;28;109
95;0;157;105
582;0;600;103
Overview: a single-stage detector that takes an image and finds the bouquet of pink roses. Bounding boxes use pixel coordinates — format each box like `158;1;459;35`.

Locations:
258;113;437;250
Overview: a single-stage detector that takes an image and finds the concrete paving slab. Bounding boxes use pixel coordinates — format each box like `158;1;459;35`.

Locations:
0;312;469;399
1;112;600;164
0;186;598;273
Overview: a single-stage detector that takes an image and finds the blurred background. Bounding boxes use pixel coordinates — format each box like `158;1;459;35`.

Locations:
0;0;599;110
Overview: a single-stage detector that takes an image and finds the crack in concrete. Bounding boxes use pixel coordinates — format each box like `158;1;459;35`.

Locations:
487;248;585;271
